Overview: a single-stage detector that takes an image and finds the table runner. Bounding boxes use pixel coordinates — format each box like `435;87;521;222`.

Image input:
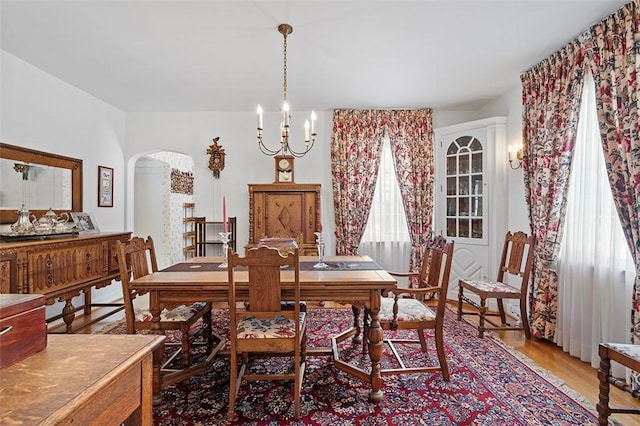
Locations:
160;260;382;272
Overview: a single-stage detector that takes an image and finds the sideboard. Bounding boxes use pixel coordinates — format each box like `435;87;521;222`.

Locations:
0;232;131;332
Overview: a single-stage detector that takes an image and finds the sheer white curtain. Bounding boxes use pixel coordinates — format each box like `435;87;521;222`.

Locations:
358;133;411;287
556;71;635;377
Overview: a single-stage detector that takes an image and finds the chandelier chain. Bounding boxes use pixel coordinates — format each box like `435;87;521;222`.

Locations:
282;32;288;101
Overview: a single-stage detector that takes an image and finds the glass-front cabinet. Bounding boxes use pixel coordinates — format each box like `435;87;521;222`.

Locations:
435;117;507;299
445;136;485;240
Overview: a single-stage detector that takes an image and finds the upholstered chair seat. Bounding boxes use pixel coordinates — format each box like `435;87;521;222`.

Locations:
135;302;209;323
379;297;437;323
237;313;307;339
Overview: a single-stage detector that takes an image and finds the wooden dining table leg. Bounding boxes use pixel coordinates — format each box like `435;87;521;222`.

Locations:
351;305;362;343
367;290;384;402
148;291;164;405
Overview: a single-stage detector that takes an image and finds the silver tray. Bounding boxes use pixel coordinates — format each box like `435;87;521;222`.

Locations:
0;230;79;241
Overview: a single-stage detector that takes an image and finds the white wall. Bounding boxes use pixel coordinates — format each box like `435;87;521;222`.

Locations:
0;50;128;310
125;110;335;255
1;51;127;232
476;85;530;234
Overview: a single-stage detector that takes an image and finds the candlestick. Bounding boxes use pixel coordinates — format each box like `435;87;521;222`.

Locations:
219;232;232;268
313;232;328;269
222;195;227;233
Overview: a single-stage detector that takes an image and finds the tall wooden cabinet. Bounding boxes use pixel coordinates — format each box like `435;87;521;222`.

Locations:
434;117;508;300
246;183;321;255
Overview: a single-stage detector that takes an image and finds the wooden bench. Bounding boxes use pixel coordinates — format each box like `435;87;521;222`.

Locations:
597;342;640;425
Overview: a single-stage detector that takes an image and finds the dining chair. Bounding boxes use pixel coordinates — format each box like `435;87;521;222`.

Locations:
227;245;307;420
363;235;454;378
457;231;535;338
115;235;224;370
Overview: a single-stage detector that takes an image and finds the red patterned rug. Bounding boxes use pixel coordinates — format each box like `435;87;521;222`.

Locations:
102;307;599;425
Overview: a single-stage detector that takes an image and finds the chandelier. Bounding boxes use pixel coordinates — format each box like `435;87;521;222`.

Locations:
256;23;317;158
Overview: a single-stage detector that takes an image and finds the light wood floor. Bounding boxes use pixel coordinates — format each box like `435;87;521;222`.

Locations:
51;301;640;425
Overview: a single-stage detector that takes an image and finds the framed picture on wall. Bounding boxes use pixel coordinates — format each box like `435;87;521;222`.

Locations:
98;165;114;207
71;212;100;234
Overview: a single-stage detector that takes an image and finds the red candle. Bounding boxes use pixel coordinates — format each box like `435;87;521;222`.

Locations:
223;196;227;233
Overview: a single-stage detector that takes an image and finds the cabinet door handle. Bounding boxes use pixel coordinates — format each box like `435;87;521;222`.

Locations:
0;325;13;336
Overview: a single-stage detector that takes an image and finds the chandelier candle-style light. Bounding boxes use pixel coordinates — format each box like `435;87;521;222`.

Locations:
256;23;317;158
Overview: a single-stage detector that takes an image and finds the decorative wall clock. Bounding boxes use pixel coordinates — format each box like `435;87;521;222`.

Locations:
207;137;226;179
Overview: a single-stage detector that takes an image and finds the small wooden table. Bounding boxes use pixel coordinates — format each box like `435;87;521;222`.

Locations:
130;255;397;403
597;342;640;425
0;334;164;426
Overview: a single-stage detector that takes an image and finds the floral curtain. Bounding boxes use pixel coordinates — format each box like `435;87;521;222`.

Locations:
330;109;434;264
520;41;586;340
331;110;387;255
387;109;435;278
585;0;640;346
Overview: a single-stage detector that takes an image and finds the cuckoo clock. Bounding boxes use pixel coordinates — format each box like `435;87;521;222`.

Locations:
207;137;226;178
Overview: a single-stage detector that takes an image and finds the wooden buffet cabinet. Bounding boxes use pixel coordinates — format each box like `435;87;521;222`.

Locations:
0;232;131;332
247;183;321;255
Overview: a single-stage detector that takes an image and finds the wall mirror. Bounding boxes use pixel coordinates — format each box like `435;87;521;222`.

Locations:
0;143;83;224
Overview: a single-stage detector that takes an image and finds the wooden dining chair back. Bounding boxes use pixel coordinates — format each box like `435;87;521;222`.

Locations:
227;245;307;420
364;235;454;379
457;231;535;338
115;236;222;373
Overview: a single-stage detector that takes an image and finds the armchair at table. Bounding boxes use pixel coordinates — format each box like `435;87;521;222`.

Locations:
363;235;454;378
115;235;225;381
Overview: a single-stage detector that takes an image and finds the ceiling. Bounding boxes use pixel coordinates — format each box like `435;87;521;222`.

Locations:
0;0;629;113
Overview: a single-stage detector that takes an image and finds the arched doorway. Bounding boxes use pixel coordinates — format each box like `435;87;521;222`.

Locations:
133;151;194;269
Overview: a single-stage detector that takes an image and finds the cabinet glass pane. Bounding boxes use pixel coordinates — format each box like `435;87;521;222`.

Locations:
471;153;482;173
446;177;456;195
459;154;470;174
447;198;456;216
458;197;469;216
458;176;469;195
470;139;482;151
447;219;456;237
471;196;482;216
457;136;471;147
471;219;483;238
458;219;469;237
446;156;457;175
471;175;482;194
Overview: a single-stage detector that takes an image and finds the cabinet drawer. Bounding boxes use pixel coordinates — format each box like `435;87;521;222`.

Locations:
28;244;103;293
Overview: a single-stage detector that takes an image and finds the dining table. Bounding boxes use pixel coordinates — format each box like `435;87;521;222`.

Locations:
129;255;397;404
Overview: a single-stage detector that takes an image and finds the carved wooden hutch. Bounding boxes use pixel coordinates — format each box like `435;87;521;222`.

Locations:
246;183;321;255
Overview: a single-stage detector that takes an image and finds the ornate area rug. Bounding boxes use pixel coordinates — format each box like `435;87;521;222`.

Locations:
101;307;600;425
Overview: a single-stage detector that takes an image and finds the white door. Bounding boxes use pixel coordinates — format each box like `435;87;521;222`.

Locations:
434;117;507;301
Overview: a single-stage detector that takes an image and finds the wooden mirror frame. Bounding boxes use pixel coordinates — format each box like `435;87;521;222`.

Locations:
0;143;83;224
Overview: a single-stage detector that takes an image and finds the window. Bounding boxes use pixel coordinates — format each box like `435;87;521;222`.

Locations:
556;71;635;376
358;134;411;282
